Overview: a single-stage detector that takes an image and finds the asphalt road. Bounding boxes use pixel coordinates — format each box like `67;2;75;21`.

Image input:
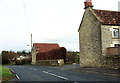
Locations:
6;65;119;82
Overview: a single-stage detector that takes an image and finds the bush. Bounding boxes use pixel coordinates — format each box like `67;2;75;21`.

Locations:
36;47;66;63
15;58;31;65
2;51;15;64
66;51;80;64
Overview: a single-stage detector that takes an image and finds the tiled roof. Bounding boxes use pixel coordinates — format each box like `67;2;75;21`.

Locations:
93;9;120;25
33;43;59;52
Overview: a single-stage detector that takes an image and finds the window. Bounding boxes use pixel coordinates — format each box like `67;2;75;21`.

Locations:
114;44;120;47
113;28;119;38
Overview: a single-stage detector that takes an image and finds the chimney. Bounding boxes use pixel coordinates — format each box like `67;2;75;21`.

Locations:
84;0;93;9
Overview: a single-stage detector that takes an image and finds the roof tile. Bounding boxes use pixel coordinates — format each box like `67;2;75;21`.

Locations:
33;43;59;53
93;9;120;25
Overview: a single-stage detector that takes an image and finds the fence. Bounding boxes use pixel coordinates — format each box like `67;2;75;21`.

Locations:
106;47;120;55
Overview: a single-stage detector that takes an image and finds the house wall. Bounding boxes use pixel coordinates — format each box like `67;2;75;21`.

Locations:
79;7;102;67
31;47;37;64
101;25;120;56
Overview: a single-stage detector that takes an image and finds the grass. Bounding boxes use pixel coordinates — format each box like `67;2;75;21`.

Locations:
0;66;2;82
1;66;15;82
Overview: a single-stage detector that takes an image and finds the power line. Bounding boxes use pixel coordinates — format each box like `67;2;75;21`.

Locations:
42;40;78;43
23;0;31;34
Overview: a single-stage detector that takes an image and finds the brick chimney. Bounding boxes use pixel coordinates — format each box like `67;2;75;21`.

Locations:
84;0;93;9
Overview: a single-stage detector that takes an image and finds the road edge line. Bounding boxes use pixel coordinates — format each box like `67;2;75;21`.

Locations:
9;68;20;80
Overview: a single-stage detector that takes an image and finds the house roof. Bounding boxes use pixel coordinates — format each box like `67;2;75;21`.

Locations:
33;43;59;52
93;9;120;25
78;9;120;31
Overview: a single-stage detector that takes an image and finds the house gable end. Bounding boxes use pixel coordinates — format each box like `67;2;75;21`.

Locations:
78;12;85;32
90;9;103;23
79;7;102;67
78;8;102;32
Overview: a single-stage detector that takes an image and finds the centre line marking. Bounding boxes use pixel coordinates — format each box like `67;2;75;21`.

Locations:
29;68;37;71
33;69;37;70
43;71;68;80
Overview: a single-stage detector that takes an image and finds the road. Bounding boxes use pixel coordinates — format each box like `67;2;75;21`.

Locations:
6;65;119;82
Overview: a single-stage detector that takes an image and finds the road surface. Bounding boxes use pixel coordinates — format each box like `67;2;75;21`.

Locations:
6;65;119;82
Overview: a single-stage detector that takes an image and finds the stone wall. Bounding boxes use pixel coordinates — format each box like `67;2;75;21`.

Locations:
101;25;120;69
101;25;112;56
79;7;102;67
101;25;120;56
101;47;120;69
102;55;120;69
36;59;64;66
31;47;37;64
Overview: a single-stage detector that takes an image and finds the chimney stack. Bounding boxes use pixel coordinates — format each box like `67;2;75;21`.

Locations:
84;0;93;9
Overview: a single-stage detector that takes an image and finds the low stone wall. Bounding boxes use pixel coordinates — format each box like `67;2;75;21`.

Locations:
35;59;64;66
102;55;120;69
102;47;120;69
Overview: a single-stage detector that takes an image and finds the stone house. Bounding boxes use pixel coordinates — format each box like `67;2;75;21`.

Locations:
78;0;120;67
31;43;59;64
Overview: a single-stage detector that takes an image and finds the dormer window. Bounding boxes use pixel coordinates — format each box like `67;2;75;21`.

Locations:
113;28;119;38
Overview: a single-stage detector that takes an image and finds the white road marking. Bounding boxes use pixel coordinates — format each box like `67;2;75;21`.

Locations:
16;74;20;80
9;68;20;80
9;69;15;73
33;69;37;71
43;71;68;80
29;68;37;71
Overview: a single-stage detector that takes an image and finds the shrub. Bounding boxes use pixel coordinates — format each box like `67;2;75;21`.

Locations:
15;58;31;65
36;47;66;62
2;51;15;64
66;51;80;64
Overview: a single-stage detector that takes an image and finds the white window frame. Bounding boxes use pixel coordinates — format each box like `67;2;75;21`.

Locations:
113;28;119;38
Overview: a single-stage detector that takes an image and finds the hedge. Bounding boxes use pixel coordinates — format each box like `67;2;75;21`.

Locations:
36;47;66;62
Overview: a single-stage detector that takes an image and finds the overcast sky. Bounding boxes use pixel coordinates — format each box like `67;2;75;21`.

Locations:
0;0;120;53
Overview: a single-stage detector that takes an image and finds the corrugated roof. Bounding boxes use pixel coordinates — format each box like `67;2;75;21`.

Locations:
93;9;120;25
33;43;59;53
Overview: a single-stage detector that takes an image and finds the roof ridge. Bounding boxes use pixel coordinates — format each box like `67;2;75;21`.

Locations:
93;9;120;13
34;43;58;44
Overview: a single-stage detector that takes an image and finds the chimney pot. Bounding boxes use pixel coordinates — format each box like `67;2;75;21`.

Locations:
84;0;93;9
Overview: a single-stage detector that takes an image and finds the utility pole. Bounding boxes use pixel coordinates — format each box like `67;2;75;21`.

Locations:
31;34;32;53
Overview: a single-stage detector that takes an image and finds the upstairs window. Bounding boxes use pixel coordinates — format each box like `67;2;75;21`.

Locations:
113;28;119;38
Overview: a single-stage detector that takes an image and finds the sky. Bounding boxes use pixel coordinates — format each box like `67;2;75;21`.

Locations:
0;0;120;53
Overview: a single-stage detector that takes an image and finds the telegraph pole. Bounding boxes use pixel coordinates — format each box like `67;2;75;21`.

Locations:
31;34;32;53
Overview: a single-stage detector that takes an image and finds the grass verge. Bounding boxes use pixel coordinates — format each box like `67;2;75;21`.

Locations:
0;66;2;82
1;66;15;82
